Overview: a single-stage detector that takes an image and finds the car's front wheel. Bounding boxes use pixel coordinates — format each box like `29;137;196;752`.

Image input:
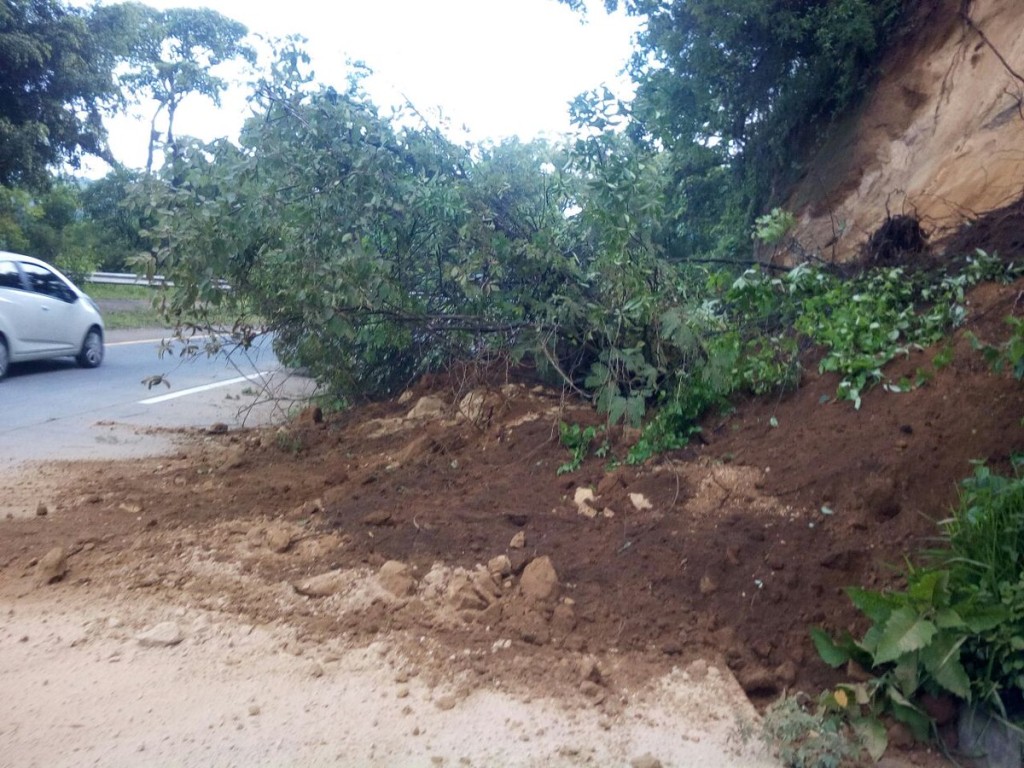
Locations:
77;328;103;368
0;337;9;380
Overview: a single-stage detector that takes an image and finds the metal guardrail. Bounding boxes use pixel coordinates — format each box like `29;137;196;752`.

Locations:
86;271;169;286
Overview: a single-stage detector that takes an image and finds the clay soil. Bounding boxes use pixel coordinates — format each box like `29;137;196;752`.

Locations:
3;275;1024;765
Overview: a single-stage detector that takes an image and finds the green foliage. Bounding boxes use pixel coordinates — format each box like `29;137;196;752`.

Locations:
970;316;1024;381
79;168;152;270
814;463;1024;741
557;422;602;475
753;208;797;246
137;49;580;400
759;694;864;768
0;179;100;279
114;4;255;172
0;0;133;186
564;0;909;259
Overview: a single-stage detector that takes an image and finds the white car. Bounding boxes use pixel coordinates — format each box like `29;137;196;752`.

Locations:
0;252;105;380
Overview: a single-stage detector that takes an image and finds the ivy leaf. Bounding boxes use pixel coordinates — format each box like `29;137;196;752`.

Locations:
874;608;937;665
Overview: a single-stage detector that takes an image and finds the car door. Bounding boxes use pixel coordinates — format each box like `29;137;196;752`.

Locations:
0;259;45;356
17;261;82;353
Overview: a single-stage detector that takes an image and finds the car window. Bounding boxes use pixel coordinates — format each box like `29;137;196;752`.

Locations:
0;260;22;289
20;262;77;303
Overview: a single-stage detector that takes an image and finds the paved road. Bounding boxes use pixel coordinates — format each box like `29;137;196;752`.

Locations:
0;328;316;469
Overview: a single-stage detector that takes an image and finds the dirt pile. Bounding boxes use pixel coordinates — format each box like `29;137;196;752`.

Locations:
787;0;1024;262
2;278;1022;722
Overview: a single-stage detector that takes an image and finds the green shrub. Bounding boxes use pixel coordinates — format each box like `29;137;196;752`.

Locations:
813;462;1024;750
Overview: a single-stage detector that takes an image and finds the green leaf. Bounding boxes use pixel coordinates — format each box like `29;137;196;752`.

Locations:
934;608;966;629
964;605;1009;633
874;608;937;665
852;716;888;762
889;695;932;742
847;587;896;624
920;634;971;699
893;651;920;695
907;569;946;604
810;628;850;668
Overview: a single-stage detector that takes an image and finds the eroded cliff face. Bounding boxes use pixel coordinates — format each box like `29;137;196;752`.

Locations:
788;0;1024;261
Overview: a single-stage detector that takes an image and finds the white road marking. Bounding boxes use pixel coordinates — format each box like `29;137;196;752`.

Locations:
107;338;170;347
139;371;272;405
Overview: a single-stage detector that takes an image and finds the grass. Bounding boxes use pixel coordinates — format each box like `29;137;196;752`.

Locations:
83;282;169;330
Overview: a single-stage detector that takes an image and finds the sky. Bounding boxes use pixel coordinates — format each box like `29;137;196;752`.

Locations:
89;0;639;172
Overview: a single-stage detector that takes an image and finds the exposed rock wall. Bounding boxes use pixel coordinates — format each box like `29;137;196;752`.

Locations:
787;0;1024;261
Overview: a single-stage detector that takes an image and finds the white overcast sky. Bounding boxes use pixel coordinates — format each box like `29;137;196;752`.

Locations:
86;0;638;172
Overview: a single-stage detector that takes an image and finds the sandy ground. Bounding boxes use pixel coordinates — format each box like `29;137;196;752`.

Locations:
1;572;772;767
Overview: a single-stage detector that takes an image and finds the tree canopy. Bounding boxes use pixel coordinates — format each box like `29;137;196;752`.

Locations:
113;3;254;172
0;0;129;187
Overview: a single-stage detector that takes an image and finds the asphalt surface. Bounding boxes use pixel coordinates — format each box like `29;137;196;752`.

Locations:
0;328;316;470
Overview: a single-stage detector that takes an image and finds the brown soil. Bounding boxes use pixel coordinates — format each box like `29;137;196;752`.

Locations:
3;270;1023;764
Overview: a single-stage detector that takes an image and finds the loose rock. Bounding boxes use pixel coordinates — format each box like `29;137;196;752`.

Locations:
435;694;458;711
520;556;559;602
265;524;295;554
629;493;653;511
509;531;526;550
136;621;184;648
487;555;512;577
407;396;447;421
293;570;347;597
378;560;416;598
631;755;664;768
573;487;599;518
35;547;67;586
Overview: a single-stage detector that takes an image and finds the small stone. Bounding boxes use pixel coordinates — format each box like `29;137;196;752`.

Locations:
407;396;447;421
207;422;229;435
293;570;347;597
573;488;599;518
579;680;605;701
248;705;261;716
136;621;184;648
35;547;67;586
435;695;457;711
35;503;48;517
362;510;394;527
487;555;512;577
520;556;559;602
378;560;416;597
509;531;526;549
308;662;325;678
265;525;295;554
631;754;664;768
628;493;653;511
